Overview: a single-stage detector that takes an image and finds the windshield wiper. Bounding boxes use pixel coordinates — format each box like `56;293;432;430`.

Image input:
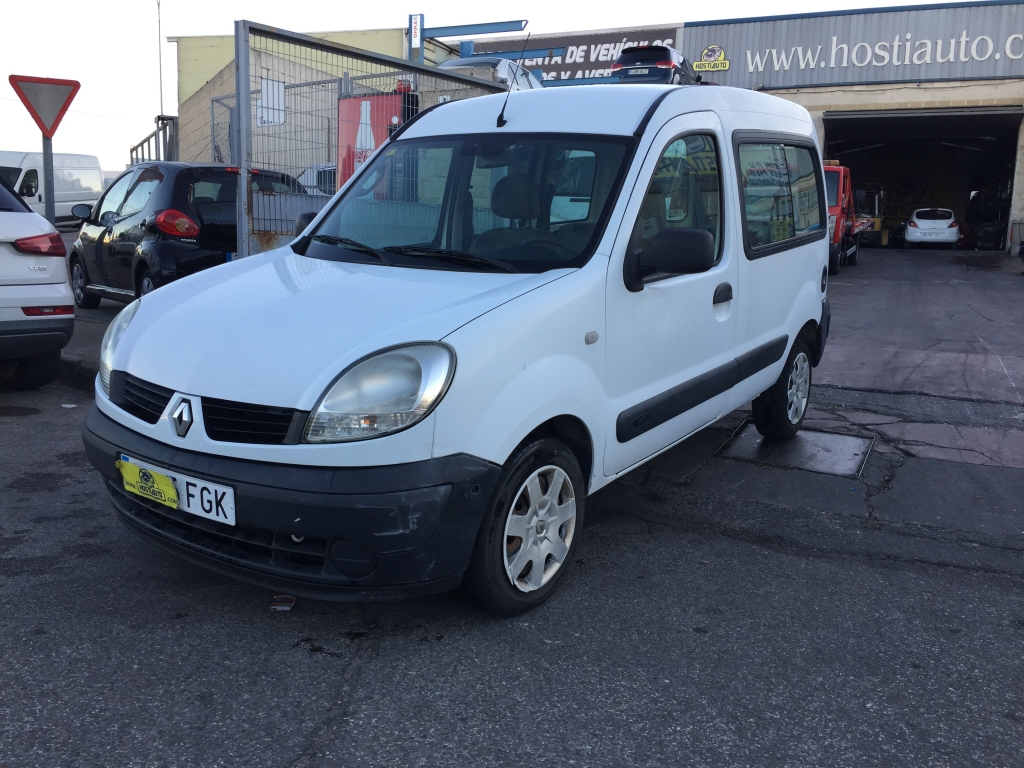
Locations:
384;246;518;274
312;235;393;265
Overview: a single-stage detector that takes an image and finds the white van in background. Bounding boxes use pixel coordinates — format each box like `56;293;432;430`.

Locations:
0;151;104;221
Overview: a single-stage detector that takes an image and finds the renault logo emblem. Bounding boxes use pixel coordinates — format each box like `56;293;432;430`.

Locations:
171;399;193;437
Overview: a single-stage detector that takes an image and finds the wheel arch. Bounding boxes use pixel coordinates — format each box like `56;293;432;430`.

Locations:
519;415;594;494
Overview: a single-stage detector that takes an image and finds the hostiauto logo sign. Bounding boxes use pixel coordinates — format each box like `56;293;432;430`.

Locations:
680;2;1024;87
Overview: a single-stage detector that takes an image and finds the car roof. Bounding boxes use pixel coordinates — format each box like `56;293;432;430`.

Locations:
401;84;813;139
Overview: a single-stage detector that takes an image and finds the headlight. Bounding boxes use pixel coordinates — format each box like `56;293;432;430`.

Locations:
828;214;837;239
99;299;140;395
304;343;454;443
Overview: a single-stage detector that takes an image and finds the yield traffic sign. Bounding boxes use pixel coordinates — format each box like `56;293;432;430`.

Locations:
8;75;80;138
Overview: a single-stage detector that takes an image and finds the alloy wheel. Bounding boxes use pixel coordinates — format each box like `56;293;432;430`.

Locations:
786;352;810;424
72;262;86;303
140;276;155;295
503;465;576;592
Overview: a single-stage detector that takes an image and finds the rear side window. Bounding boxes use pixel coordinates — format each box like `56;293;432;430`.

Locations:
915;208;953;220
0;176;31;212
120;167;165;217
188;172;237;226
738;140;823;255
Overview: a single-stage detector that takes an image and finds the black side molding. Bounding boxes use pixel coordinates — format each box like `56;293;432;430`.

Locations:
616;335;789;443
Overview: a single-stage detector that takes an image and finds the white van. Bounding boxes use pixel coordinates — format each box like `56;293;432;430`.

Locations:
0;151;104;221
82;85;830;615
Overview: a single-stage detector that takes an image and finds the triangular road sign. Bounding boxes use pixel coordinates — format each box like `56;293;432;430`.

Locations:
8;75;80;138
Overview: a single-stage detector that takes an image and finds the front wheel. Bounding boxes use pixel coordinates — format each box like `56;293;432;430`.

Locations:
467;438;584;616
136;269;156;298
751;339;812;441
828;246;841;276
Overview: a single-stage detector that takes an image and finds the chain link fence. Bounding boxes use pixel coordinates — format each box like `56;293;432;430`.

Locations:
232;21;504;256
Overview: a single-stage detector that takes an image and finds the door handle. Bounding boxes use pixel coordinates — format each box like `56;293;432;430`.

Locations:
713;282;733;304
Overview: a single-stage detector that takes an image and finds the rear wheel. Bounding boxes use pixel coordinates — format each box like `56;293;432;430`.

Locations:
71;258;100;309
7;350;60;391
467;437;584;616
136;269;156;298
752;339;812;441
828;246;841;275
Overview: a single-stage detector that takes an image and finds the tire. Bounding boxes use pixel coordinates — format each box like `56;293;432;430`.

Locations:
751;339;812;441
828;246;841;276
7;350;60;391
467;437;585;616
136;269;156;298
70;257;100;309
847;233;859;266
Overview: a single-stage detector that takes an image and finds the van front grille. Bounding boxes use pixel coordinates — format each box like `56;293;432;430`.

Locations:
202;397;300;444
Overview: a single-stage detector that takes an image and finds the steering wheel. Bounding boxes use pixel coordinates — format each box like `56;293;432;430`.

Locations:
520;238;577;258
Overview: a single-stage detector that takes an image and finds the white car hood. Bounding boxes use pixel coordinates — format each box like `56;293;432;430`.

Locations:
117;247;568;409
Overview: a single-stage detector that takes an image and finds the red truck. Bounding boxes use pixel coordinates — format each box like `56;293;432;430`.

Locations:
823;161;870;275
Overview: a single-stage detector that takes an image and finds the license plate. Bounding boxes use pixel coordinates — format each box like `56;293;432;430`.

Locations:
630;68;649;75
117;453;236;526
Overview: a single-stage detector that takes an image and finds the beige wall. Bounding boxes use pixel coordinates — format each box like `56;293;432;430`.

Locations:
769;80;1024;251
171;28;458;108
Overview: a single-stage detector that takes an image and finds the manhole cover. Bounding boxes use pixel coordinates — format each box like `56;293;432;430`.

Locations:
719;423;873;478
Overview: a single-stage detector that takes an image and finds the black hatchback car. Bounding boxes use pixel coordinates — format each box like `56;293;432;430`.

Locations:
611;45;699;85
68;163;305;307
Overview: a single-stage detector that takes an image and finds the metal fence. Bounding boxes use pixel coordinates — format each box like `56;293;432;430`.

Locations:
232;21;504;257
130;115;178;166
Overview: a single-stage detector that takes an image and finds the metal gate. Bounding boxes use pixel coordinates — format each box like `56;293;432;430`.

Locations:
232;21;504;257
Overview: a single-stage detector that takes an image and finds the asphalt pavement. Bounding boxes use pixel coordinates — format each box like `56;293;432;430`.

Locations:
3;247;1024;766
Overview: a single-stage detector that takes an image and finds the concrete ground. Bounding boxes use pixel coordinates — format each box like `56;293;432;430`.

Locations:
3;247;1024;766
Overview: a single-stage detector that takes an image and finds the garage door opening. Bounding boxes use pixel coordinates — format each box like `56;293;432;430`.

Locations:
823;107;1022;250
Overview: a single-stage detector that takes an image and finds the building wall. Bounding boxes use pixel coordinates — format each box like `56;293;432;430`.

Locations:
173;29;409;108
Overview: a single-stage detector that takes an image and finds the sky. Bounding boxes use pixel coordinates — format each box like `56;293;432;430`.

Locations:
2;0;942;170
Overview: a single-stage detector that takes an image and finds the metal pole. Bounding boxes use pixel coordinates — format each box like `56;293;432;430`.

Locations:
234;20;252;259
157;0;164;115
42;135;55;225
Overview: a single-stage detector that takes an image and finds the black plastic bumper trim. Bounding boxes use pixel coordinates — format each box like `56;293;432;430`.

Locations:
83;405;502;597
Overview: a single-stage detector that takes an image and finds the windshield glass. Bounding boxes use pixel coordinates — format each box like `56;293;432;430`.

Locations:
824;170;839;207
0;166;21;187
305;133;633;273
915;208;953;220
616;47;671;66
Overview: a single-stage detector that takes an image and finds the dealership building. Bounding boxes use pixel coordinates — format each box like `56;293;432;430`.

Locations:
475;0;1024;250
170;0;1024;250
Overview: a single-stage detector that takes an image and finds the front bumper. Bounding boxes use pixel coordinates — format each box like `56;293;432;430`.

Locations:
0;317;74;361
82;405;502;601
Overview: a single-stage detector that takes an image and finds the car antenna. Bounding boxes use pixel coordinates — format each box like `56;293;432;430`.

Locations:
496;33;530;128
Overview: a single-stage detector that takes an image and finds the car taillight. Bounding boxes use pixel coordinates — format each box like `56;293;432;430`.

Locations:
654;60;675;69
22;306;74;316
610;62;623;71
13;232;66;256
907;221;919;228
155;209;200;237
948;221;958;228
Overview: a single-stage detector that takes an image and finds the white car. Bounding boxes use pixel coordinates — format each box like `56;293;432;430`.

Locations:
904;207;959;249
0;177;74;390
82;85;830;615
437;57;544;90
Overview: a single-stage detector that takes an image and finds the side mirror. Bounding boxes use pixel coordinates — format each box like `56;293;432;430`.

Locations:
71;203;93;220
294;211;317;236
623;228;716;292
100;210;117;227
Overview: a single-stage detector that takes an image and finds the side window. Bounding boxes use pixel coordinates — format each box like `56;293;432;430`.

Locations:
633;133;722;261
738;141;823;252
18;169;38;197
96;172;136;222
119;167;165;217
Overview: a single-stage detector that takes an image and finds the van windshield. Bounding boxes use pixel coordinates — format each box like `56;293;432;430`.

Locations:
304;133;633;273
824;170;839;207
